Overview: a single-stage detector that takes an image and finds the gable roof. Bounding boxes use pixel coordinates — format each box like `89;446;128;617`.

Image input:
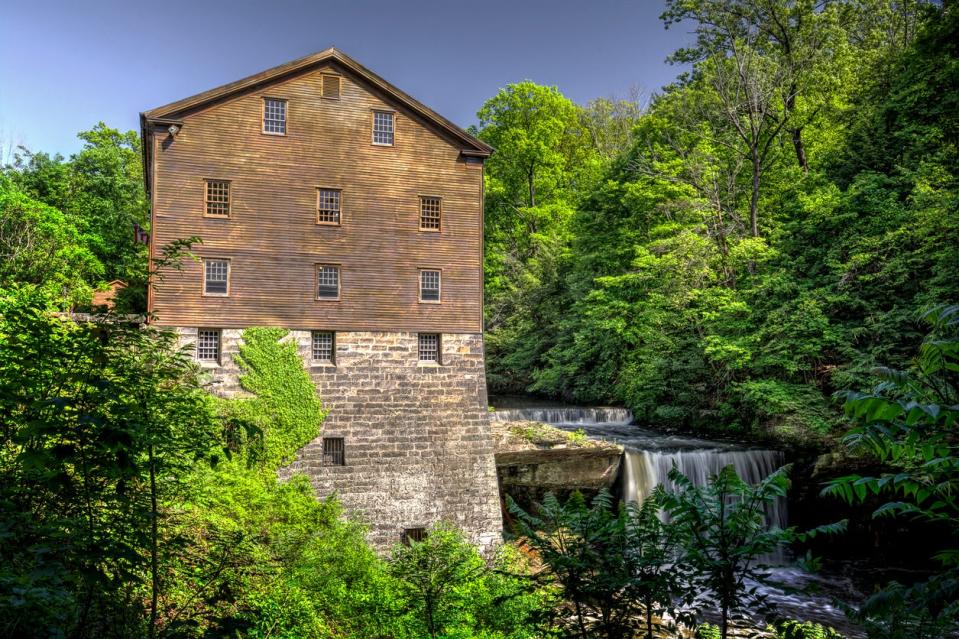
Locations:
140;48;491;193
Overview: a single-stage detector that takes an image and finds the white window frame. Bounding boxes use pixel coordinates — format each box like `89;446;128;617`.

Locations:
203;258;230;297
196;328;221;363
262;97;287;135
316;264;341;301
372;110;394;146
311;330;336;364
317;188;342;225
419;269;441;303
418;333;441;364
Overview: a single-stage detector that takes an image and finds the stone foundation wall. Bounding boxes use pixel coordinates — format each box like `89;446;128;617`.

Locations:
174;327;503;551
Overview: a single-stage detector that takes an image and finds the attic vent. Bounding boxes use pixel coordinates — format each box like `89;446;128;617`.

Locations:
322;74;341;99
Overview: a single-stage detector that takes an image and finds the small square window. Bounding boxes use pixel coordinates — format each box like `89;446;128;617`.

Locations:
322;437;345;466
403;527;427;545
418;333;440;363
420;270;440;302
317;265;340;299
372;111;394;146
322;74;341;99
317;188;341;225
263;98;287;134
205;180;231;217
312;330;335;363
204;259;229;295
420;196;441;230
197;329;221;363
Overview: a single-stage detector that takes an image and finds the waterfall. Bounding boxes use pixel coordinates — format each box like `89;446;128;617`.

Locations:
489;406;633;425
492;403;788;538
623;448;788;532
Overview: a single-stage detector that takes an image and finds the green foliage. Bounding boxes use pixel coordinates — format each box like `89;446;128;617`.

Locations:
822;305;959;636
390;524;486;639
774;619;844;639
388;526;556;639
3;123;150;311
223;327;326;468
695;623;721;639
0;285;220;637
660;465;793;639
0;176;104;306
480;0;959;450
508;490;685;639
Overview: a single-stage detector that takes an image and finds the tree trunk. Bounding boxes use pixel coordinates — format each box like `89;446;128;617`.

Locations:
791;126;809;173
149;444;159;639
785;87;809;173
721;604;729;639
573;599;588;639
528;165;536;208
645;595;654;639
749;150;761;237
425;592;437;639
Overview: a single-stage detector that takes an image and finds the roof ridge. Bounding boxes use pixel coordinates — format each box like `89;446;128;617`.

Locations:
141;47;491;156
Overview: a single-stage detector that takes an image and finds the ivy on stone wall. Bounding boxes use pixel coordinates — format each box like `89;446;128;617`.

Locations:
222;327;326;469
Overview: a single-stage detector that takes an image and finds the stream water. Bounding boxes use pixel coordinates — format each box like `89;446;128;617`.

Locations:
490;405;865;636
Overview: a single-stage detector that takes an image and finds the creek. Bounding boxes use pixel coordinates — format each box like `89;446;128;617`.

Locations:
490;404;866;636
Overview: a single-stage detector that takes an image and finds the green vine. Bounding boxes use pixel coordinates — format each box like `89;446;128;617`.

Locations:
220;327;326;470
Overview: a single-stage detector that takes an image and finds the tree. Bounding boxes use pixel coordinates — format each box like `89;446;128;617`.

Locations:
0;177;104;307
824;305;959;638
389;524;485;639
4;124;150;303
660;0;856;235
661;465;792;639
508;490;684;639
0;286;220;638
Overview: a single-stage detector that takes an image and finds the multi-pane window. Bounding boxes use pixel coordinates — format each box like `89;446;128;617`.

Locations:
316;265;340;299
205;180;231;217
312;330;335;363
196;329;221;363
204;259;229;295
403;528;428;545
418;333;440;363
372;111;394;145
420;270;440;302
322;437;345;466
317;188;341;224
322;74;341;99
420;196;441;230
263;98;287;134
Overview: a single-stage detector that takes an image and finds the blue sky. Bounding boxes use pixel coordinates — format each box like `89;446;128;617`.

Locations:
0;0;690;157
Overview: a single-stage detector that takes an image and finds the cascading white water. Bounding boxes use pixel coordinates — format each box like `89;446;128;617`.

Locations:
495;406;788;535
489;407;633;425
493;404;862;633
623;448;788;533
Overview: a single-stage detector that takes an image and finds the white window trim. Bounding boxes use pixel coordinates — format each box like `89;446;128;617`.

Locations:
202;258;231;297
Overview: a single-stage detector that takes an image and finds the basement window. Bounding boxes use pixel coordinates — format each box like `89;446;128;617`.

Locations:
322;74;341;99
196;329;221;363
419;196;441;231
372;110;394;146
205;179;231;217
419;270;440;302
263;97;287;135
322;437;345;466
402;527;428;545
203;259;229;296
312;330;335;363
418;333;440;363
317;188;341;225
316;265;340;300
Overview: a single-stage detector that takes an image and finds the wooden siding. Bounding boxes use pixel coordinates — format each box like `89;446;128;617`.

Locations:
150;63;484;333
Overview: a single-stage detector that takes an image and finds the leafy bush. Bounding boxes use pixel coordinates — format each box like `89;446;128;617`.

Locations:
775;619;843;639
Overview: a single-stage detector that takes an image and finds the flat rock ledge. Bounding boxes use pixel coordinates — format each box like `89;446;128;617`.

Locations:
492;420;624;492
